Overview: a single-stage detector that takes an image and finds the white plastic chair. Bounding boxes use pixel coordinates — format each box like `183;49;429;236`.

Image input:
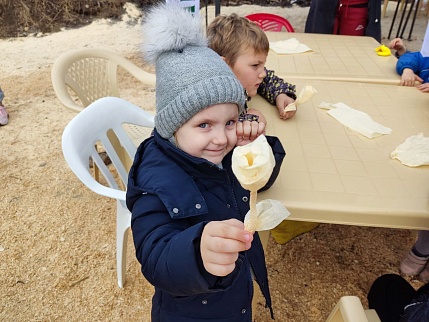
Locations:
51;48;156;113
52;48;156;177
62;96;154;288
326;296;381;322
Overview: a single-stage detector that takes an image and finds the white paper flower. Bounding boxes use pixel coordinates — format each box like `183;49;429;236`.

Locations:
232;135;280;232
232;135;275;192
284;84;317;112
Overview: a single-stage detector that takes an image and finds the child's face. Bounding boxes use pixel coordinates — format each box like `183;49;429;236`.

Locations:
175;103;239;165
229;48;267;97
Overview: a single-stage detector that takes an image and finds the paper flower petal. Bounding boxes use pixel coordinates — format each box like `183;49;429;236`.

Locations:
232;135;275;192
285;85;317;112
244;199;291;232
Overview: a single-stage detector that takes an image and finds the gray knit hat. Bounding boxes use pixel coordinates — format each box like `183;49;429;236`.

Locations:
141;3;246;139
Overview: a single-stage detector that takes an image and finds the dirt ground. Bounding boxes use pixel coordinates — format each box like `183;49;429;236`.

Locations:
1;3;428;321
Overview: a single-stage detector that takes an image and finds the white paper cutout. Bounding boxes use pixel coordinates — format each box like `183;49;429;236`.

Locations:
269;38;313;55
391;133;429;167
319;102;392;138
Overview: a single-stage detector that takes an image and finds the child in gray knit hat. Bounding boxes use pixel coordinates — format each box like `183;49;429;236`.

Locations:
126;3;285;321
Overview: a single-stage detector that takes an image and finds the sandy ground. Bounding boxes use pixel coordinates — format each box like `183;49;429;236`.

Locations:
1;2;428;321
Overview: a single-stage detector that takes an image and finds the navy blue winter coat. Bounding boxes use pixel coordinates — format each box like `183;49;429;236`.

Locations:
396;51;429;84
126;130;285;322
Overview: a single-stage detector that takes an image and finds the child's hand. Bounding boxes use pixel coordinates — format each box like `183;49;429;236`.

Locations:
200;219;253;277
389;38;404;50
389;38;407;56
417;83;429;93
276;93;296;120
236;108;266;146
236;120;266;146
401;68;423;86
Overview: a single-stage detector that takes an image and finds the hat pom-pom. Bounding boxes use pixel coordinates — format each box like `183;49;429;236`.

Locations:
141;3;206;64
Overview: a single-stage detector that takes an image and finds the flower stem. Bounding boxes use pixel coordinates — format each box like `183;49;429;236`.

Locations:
248;190;257;233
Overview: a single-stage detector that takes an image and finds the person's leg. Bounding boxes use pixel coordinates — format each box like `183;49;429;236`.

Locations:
336;4;369;36
304;0;338;34
416;230;429;281
367;274;417;322
401;230;429;277
414;230;429;256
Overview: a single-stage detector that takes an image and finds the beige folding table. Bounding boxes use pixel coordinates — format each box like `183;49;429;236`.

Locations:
251;79;429;230
266;32;402;85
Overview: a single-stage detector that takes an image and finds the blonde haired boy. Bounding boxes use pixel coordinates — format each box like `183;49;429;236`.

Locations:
207;13;297;121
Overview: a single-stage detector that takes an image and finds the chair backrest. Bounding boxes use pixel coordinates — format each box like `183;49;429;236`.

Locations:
52;48;156;113
165;0;200;16
62;97;154;201
245;13;295;32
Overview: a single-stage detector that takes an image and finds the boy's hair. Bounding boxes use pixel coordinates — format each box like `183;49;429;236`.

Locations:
207;14;270;67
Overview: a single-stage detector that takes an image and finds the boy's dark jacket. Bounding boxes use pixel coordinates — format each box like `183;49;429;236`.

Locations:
126;129;285;322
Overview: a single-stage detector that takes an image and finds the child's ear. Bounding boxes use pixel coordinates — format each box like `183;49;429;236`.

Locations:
221;56;232;68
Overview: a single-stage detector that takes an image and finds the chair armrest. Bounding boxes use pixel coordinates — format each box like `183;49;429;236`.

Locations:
86;180;126;201
116;55;156;86
51;67;85;112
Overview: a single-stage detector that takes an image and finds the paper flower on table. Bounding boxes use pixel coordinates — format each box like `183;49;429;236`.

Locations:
232;135;290;233
391;133;429;167
285;85;318;112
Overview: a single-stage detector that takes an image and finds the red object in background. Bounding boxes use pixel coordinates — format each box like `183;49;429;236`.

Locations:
245;13;295;32
333;1;369;37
